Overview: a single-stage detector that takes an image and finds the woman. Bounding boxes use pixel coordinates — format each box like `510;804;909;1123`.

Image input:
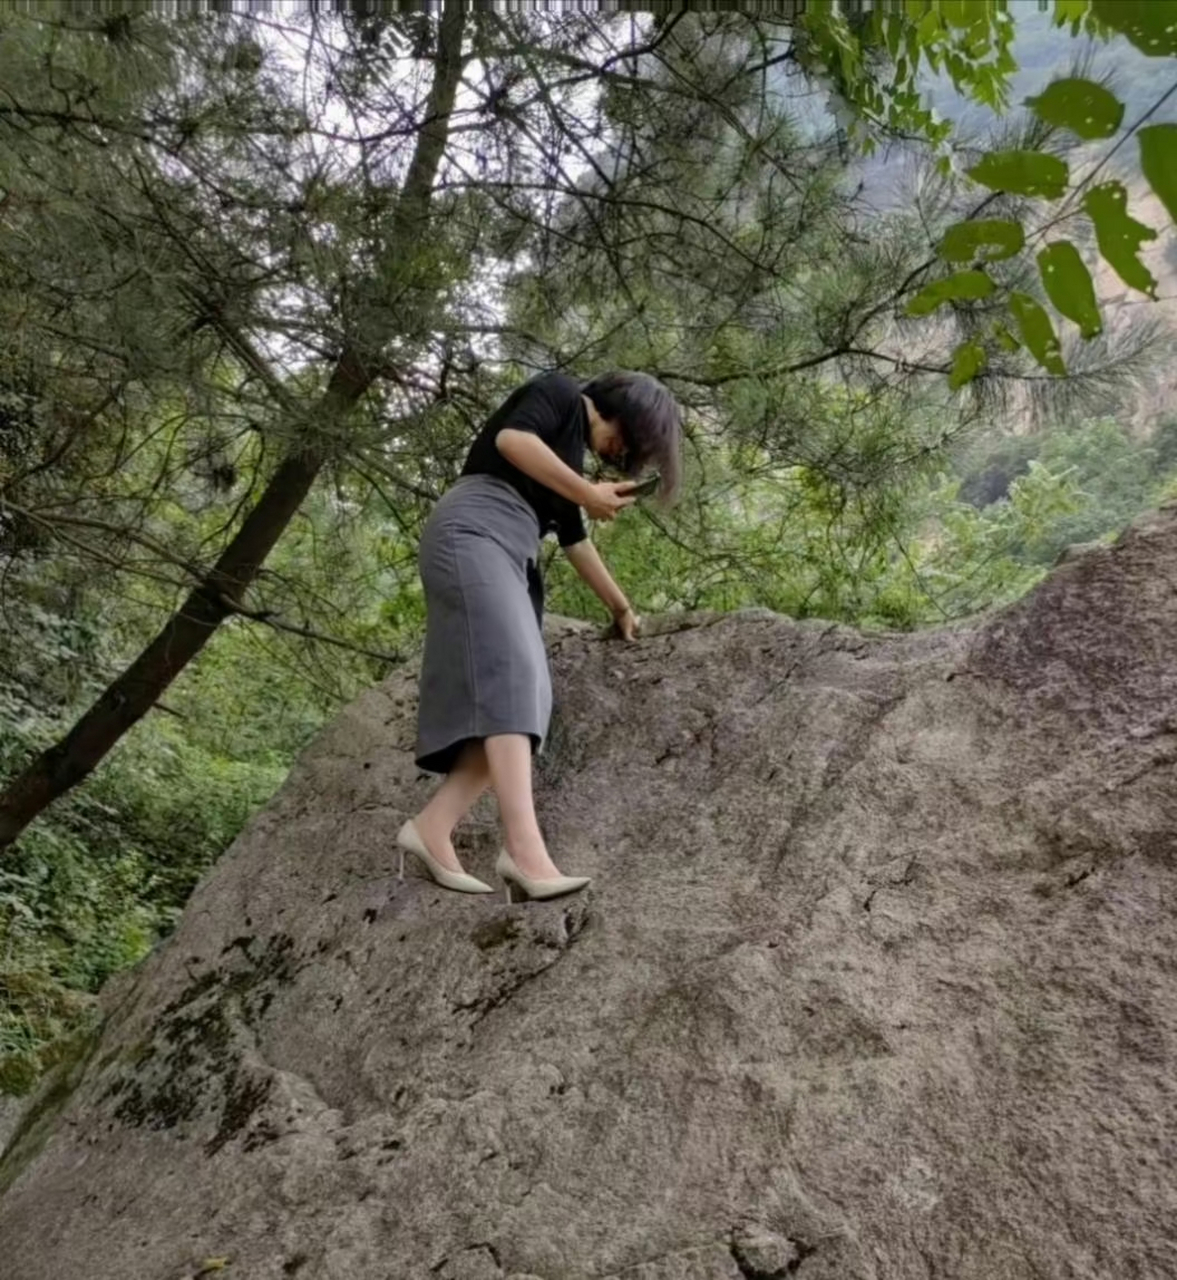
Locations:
397;369;682;901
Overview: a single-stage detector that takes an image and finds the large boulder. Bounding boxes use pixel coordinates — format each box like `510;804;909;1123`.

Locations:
3;507;1177;1280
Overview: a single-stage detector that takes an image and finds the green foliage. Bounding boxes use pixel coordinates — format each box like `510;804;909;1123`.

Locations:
799;0;1177;382
1092;0;1177;57
2;1;1174;1104
967;150;1070;199
548;405;1177;643
938;218;1025;263
1036;242;1101;339
949;339;988;389
1020;418;1169;560
955;415;1172;562
906;269;996;316
1026;76;1124;140
0;424;416;1094
1083;182;1158;297
0;615;287;1092
1138;125;1177;226
1009;291;1066;375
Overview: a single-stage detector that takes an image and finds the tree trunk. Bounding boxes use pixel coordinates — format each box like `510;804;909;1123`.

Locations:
0;3;467;852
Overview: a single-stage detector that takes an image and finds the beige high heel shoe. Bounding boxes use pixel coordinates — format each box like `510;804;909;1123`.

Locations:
496;848;591;903
396;820;494;894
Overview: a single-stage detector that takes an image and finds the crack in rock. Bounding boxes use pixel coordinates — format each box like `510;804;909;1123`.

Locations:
451;902;590;1026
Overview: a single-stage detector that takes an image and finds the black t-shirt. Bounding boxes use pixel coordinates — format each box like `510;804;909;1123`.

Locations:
461;372;588;547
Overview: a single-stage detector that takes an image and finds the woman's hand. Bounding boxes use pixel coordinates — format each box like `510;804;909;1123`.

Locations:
613;604;640;641
562;540;638;640
583;481;636;523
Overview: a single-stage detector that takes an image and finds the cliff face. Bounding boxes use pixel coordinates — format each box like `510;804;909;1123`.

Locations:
3;507;1177;1280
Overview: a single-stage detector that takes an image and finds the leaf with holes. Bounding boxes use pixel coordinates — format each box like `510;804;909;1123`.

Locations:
967;151;1069;198
1093;0;1177;57
905;270;995;317
1139;124;1177;227
1009;292;1066;375
1026;77;1124;140
949;339;987;390
1037;242;1101;339
1084;181;1158;298
938;218;1025;264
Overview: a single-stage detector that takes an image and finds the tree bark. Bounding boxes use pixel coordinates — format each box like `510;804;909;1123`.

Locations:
0;2;467;852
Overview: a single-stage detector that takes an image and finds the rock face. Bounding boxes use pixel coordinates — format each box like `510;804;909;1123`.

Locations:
4;508;1177;1280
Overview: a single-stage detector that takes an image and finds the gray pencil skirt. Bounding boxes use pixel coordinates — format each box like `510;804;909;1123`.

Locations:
414;475;550;775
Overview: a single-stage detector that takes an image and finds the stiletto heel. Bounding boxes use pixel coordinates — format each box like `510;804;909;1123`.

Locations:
496;848;590;902
396;820;494;894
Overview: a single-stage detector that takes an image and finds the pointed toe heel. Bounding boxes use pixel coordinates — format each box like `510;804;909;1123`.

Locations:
496;849;591;902
396;820;494;894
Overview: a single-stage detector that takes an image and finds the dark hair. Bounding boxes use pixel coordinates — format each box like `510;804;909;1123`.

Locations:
581;370;683;502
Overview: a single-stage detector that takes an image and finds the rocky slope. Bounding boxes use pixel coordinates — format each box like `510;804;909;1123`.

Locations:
2;507;1177;1280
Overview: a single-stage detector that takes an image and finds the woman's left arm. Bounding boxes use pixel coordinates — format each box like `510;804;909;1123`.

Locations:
563;540;638;639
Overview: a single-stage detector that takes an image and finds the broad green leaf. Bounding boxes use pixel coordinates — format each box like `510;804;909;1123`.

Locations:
1026;78;1124;140
1092;0;1177;57
949;339;987;390
918;10;942;42
1009;292;1066;375
1139;125;1177;227
967;151;1069;199
938;218;1025;263
941;0;972;28
1084;181;1158;297
905;270;995;317
1036;242;1101;338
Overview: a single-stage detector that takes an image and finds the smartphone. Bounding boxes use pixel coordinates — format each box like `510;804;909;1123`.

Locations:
626;472;661;499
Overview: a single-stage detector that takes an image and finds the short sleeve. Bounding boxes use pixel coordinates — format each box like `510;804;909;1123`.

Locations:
494;376;573;447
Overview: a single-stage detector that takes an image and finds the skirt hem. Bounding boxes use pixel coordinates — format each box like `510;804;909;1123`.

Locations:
415;728;543;776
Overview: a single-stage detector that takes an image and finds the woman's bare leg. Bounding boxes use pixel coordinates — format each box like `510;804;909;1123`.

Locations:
484;733;563;880
412;740;491;872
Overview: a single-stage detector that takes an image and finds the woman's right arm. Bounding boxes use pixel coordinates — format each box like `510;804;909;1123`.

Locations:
496;428;634;522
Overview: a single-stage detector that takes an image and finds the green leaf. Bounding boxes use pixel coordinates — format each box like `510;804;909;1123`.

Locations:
1092;0;1177;57
905;25;921;74
949;339;987;390
1053;0;1089;29
1009;292;1066;375
941;0;973;29
884;13;902;60
992;322;1020;353
1025;78;1124;140
1139;124;1177;227
1083;181;1158;298
905;270;995;317
967;151;1069;199
1036;242;1102;339
938;218;1025;263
